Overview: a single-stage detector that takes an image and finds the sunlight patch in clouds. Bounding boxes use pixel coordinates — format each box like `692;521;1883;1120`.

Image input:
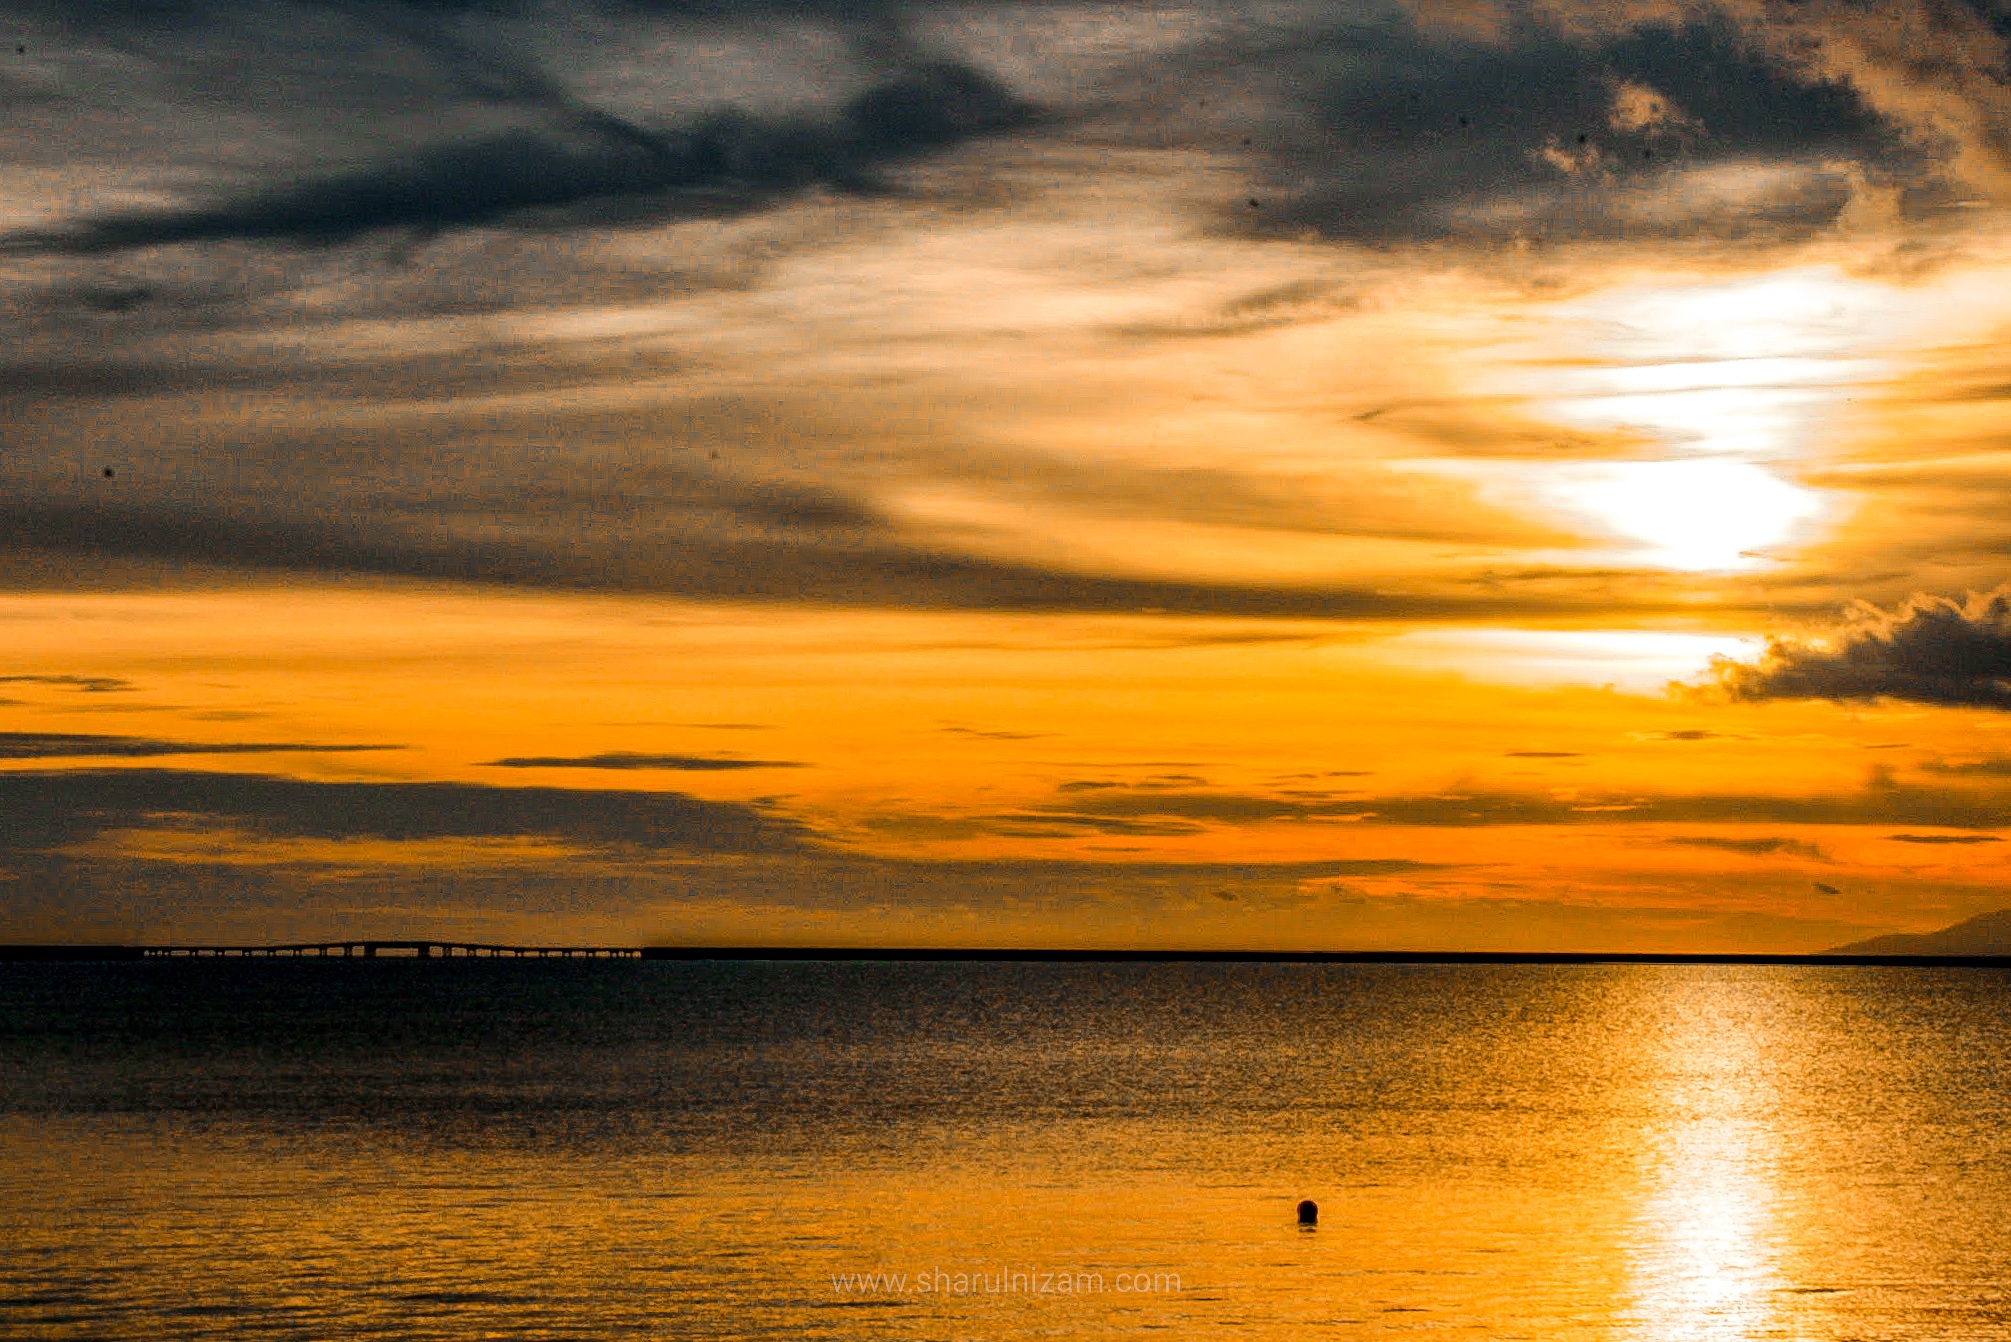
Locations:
1532;267;1902;458
1548;459;1826;571
1453;267;1911;570
1388;629;1765;691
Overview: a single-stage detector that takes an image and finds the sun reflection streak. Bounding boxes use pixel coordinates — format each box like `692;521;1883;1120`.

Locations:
1625;978;1786;1341
1630;1119;1786;1339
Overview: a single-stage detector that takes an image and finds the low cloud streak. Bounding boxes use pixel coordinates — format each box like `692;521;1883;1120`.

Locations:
485;752;803;770
0;769;812;855
0;732;397;760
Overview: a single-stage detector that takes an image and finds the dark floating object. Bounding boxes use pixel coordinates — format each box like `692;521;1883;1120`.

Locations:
1297;1199;1318;1226
102;466;115;479
1577;133;1588;144
1248;197;1260;209
1458;115;1470;128
1643;147;1653;159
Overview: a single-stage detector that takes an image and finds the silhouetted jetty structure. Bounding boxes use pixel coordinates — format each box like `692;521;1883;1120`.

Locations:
143;940;641;959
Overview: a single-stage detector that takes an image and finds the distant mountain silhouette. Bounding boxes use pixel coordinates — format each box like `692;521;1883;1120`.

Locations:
1831;909;2011;955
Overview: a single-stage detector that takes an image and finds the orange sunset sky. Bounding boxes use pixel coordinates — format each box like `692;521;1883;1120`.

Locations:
5;0;2011;949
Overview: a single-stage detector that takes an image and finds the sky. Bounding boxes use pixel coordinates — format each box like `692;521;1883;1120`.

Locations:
5;0;2011;950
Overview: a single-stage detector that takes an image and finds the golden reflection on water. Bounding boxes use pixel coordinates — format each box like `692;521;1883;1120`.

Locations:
1631;1117;1785;1339
1625;972;1787;1341
6;964;2011;1340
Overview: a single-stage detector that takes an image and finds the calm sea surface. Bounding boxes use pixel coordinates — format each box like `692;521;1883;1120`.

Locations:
3;961;2009;1340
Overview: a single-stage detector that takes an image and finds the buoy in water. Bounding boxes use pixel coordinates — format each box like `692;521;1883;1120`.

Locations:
1296;1199;1318;1226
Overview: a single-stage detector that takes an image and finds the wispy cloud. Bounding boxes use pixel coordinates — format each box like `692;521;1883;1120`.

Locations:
1213;13;1914;246
0;768;812;856
15;63;1037;254
1665;835;1826;858
0;732;398;759
998;778;2011;830
1923;755;2011;776
484;752;802;770
0;674;133;693
1888;832;2003;844
941;725;1052;741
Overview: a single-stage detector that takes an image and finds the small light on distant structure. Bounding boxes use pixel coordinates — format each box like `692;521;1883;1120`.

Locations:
1297;1199;1318;1226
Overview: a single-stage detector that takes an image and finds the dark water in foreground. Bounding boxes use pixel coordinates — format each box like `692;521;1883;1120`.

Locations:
3;961;2009;1340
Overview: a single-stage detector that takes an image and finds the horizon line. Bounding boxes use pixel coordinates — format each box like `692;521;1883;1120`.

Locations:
3;943;2009;967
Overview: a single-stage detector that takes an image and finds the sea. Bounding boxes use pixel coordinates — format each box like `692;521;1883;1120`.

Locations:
2;960;2009;1340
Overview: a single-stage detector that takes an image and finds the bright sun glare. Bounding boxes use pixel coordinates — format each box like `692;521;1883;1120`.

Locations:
1522;267;1896;570
1552;459;1826;570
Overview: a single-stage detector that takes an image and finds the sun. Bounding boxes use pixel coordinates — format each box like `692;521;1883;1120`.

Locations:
1511;267;1898;570
1551;458;1826;571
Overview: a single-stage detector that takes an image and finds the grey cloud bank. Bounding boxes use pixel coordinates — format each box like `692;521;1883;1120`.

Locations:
1;0;2005;612
1715;590;2011;709
20;62;1035;253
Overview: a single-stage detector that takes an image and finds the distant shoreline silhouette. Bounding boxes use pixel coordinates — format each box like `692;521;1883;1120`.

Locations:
1829;908;2011;957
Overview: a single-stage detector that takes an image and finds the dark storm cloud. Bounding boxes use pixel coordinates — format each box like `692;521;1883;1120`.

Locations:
1713;590;2011;709
0;732;398;759
484;752;802;769
0;768;810;855
15;62;1036;254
